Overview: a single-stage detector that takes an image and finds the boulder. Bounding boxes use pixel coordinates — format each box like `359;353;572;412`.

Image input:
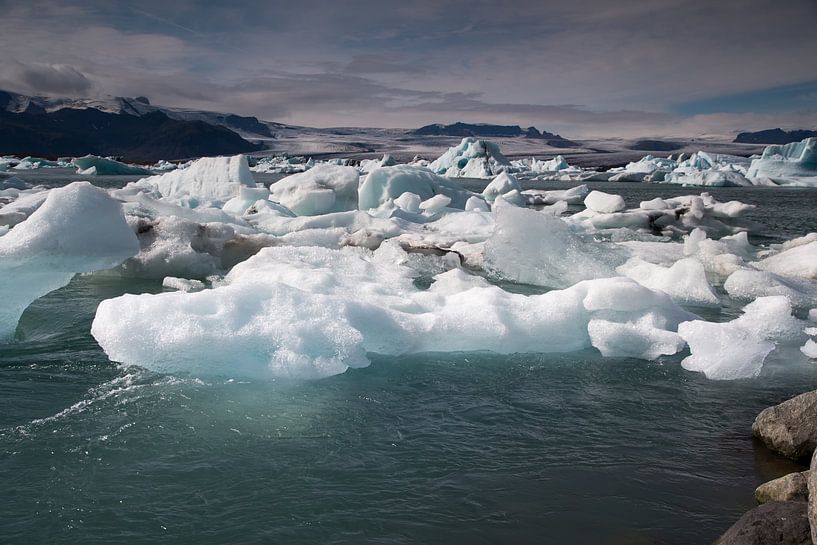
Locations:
715;501;812;545
810;451;817;544
755;472;810;503
753;390;817;462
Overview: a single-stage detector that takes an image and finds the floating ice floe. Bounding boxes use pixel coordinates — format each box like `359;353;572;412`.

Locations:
12;156;67;170
91;245;695;379
0;182;138;340
678;296;804;380
72;155;152;176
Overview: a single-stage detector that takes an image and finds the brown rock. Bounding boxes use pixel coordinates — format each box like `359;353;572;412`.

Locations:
809;451;817;545
753;390;817;462
715;501;812;545
755;472;810;504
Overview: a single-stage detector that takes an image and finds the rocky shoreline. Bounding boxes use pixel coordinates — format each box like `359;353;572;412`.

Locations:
717;390;817;544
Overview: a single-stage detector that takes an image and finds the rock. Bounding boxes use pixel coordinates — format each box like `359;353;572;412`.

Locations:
809;451;817;544
753;390;817;462
715;501;812;545
755;472;810;503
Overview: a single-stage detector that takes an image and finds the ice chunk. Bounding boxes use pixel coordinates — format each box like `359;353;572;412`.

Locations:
358;165;480;210
162;277;206;292
678;296;803;379
419;194;452;214
617;257;719;307
523;184;589;206
747;137;817;180
92;247;692;379
0;182;138;340
609;155;676;182
120;215;276;279
482;172;522;202
755;240;817;279
584;190;626;213
132;155;255;207
429;138;510;178
484;206;627;288
72;155;151;175
393;192;421;213
268;164;360;216
802;339;817;359
222;186;273;216
724;269;817;308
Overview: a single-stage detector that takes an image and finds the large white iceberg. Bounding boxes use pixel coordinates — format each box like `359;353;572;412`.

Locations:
0;182;138;340
747;137;817;181
358;165;480;210
268;164;360;216
130;155;255;207
91;245;693;379
429;138;510;178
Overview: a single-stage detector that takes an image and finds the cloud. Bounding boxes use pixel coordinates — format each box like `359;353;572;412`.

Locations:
0;0;813;137
0;61;93;95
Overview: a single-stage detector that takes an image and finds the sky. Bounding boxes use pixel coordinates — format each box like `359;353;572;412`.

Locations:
0;0;815;138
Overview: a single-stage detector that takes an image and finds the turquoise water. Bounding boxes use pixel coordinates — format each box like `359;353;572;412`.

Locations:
2;173;817;543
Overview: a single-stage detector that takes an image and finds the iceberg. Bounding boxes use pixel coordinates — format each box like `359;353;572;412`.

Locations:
358;165;481;210
484;206;627;288
755;238;817;279
0;182;138;340
429;138;510;178
268;164;360;216
747;137;817;181
91;246;693;379
130;155;255;207
678;296;804;380
724;269;817;309
71;155;151;176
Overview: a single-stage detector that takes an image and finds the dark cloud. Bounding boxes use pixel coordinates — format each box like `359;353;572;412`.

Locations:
344;55;428;75
0;0;814;136
0;60;93;96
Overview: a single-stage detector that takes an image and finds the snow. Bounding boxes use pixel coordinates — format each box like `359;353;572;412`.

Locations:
268;164;360;216
0;182;138;340
91;246;692;379
72;155;151;176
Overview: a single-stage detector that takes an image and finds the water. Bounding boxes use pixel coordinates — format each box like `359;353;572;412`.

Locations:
2;170;817;544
